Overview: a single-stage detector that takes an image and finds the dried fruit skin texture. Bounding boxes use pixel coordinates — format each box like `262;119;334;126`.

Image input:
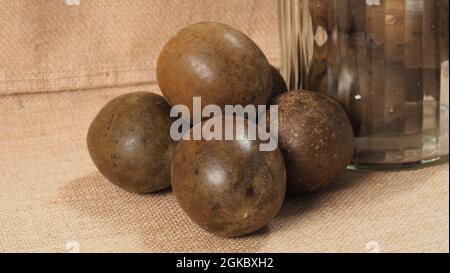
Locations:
157;22;273;113
271;90;355;194
87;92;176;193
171;117;286;237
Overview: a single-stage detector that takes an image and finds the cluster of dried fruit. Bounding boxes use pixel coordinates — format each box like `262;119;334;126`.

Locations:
87;22;355;238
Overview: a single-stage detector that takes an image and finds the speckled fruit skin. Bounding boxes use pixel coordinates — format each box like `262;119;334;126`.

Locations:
171;116;286;237
271;90;355;195
157;22;273;113
87;92;176;194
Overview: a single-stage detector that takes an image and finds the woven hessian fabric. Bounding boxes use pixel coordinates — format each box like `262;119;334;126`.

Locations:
0;0;448;253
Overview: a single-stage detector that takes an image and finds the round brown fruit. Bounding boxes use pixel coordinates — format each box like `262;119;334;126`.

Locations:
271;90;355;194
171;116;286;237
157;22;273;113
87;92;176;193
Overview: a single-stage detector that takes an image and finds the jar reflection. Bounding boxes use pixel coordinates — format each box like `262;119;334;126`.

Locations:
278;0;449;167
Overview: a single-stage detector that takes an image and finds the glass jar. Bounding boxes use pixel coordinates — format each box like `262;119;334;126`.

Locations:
278;0;449;168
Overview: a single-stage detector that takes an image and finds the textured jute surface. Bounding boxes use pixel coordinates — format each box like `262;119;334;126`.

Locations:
0;0;449;253
0;0;279;95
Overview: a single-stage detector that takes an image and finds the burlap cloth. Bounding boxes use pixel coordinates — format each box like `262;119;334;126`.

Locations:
0;0;448;253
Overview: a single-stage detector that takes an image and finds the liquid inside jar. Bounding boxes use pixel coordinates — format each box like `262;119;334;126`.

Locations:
278;0;449;168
